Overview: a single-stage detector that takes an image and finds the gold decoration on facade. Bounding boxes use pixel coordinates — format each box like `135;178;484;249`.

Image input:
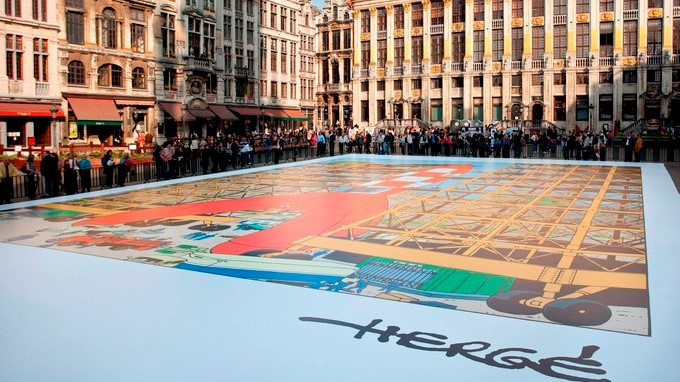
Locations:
394;29;404;37
353;9;360;18
511;18;523;27
553;59;565;69
576;13;589;23
623;57;637;66
443;0;451;5
600;12;614;22
394;90;402;98
423;0;430;9
404;3;411;12
465;0;473;4
412;26;423;36
492;62;501;71
648;8;662;19
412;89;421;98
532;17;544;26
377;68;385;77
452;22;465;32
330;23;341;30
386;5;394;14
473;21;484;30
370;8;376;16
360;32;371;41
431;64;441;74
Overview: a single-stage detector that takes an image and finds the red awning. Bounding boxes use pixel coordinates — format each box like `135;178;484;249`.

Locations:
68;97;121;122
158;102;185;121
0;102;65;117
228;106;261;116
209;105;238;121
187;108;216;119
283;109;308;120
262;108;289;119
114;99;156;107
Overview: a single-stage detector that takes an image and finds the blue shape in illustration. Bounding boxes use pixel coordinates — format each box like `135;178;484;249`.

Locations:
183;232;217;241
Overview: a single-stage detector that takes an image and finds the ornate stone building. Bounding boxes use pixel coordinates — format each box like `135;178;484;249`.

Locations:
349;0;680;133
0;0;63;149
315;0;353;131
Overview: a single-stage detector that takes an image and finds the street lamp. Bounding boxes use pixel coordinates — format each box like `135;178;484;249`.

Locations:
49;104;58;153
589;103;594;133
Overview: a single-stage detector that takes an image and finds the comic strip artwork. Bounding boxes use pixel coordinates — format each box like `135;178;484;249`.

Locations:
0;160;648;335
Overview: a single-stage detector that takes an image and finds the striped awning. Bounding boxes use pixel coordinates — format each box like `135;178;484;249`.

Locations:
0;102;65;117
68;97;121;126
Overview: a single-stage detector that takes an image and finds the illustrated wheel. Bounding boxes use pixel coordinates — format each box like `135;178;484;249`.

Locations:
542;298;612;327
486;290;543;315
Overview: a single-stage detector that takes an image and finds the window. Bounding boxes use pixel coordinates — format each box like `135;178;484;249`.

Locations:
344;29;351;49
675;18;680;55
431;77;442;89
333;30;340;50
361;10;369;33
492;75;502;86
473;0;484;21
260;3;266;27
473;98;483;120
394;5;404;29
377;80;385;91
322;31;329;51
412;3;423;27
623;21;637;57
361;101;369;122
412;78;422;90
343;58;351;82
5;35;23;80
281;82;287;98
33;38;48;82
431;35;443;64
576;24;589;58
431;100;443;122
204;21;215;59
600;0;614;12
5;0;20;16
378;8;387;31
270;4;277;28
247;21;254;45
554;96;566;121
622;94;637;121
647;69;661;83
224;15;232;41
648;0;662;7
532;0;544;17
205;0;215;12
647;20;662;56
161;12;176;58
131;9;146;53
163;68;177;91
576;72;589;85
512;28;523;61
247;0;253;16
576;96;589;121
270;81;277;98
361;41;370;68
532;27;544;60
599;95;613;121
322;60;328;83
623;70;637;83
281;51;287;73
576;0;589;13
492;29;503;62
554;71;566;85
226;46;232;70
247;50;254;72
66;11;84;44
599;71;613;84
377;100;385;120
452;0;464;23
32;0;47;21
512;74;522;87
68;60;85;85
98;64;123;87
493;99;503;120
280;8;287;33
554;25;566;59
235;18;243;42
431;1;444;25
395;38;404;66
394;79;402;90
290;10;296;34
378;40;387;68
102;8;117;49
188;17;201;57
361;81;368;91
452;32;464;63
532;73;543;86
473;31;484;62
132;67;145;89
473;76;483;87
235;47;243;68
511;0;522;18
623;0;638;10
452;77;464;87
492;0;503;19
412;36;423;64
554;0;566;15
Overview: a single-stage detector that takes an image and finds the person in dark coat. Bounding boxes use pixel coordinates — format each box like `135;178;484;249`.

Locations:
101;150;115;189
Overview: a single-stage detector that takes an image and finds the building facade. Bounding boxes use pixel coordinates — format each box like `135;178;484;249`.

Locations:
316;0;353;131
0;0;63;149
299;0;319;128
349;0;680;133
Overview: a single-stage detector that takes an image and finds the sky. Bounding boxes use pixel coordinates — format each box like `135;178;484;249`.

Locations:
311;0;325;10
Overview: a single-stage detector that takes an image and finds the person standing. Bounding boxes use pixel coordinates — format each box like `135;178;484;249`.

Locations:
0;156;22;204
63;153;79;195
77;154;92;193
117;152;134;187
21;154;39;199
102;150;115;188
633;134;643;162
41;151;55;197
623;133;634;162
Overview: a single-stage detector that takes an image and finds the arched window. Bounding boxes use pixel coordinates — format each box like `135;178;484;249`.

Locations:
98;64;123;87
345;12;350;20
305;14;309;26
102;8;117;49
68;61;86;85
132;67;145;89
323;15;328;23
332;6;338;20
